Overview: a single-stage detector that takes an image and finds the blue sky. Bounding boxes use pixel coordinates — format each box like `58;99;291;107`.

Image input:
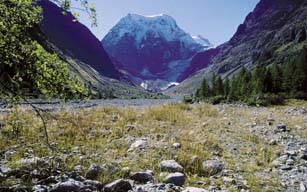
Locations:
75;0;260;46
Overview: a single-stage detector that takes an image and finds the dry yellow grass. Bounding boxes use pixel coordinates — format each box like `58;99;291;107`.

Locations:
1;101;306;190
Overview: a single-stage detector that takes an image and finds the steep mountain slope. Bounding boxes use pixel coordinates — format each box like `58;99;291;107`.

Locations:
34;0;160;98
102;13;212;91
37;0;119;80
168;0;307;95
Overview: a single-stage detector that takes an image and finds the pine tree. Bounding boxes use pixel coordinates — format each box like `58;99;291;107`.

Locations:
224;78;230;97
216;76;224;96
271;64;283;93
199;78;211;98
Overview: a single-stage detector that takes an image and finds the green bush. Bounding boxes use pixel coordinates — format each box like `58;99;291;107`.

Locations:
208;95;226;105
247;94;284;106
183;96;194;104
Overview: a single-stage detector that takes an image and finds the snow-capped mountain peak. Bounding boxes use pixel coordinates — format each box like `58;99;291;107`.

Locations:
102;13;213;91
104;13;212;49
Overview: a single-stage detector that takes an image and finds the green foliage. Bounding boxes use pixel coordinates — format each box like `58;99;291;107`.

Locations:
196;48;307;106
0;0;88;99
52;0;97;27
183;96;194;104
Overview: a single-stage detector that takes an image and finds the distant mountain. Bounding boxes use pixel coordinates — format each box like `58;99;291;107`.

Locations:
102;13;212;91
37;0;119;80
34;0;161;99
167;0;307;95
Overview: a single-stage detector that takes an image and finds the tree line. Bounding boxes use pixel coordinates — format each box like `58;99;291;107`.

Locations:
196;50;307;105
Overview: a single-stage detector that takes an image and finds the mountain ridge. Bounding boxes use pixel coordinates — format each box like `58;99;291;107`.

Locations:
34;0;162;98
167;0;307;96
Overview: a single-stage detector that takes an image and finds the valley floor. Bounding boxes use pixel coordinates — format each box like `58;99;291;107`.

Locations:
1;100;307;191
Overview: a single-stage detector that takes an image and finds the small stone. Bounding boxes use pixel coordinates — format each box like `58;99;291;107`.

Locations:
128;139;147;152
120;167;131;177
173;143;181;149
267;118;275;126
32;185;48;192
130;171;154;183
202;160;223;176
300;182;306;192
286;159;294;166
104;179;132;192
85;164;101;180
183;187;208;192
223;177;236;185
84;180;104;191
160;160;183;173
280;165;292;171
164;172;185;186
269;139;278;145
0;163;10;174
286;150;298;157
272;155;288;167
125;125;136;131
275;124;288;133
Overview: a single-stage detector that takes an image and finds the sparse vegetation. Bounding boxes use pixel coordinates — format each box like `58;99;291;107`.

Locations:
1;100;304;191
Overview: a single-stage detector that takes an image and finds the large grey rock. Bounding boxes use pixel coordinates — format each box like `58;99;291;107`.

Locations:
202;160;223;176
160;160;183;173
85;164;101;180
164;172;185;186
130;171;154;183
50;179;86;192
183;187;209;192
103;179;132;192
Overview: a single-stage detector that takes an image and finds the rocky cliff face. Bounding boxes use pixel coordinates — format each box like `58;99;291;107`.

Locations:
168;0;307;95
37;0;119;80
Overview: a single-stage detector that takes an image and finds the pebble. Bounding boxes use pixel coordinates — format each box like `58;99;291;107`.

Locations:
183;187;209;192
128;139;148;152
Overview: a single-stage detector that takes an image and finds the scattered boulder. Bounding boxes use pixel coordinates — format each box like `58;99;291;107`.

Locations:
202;160;223;176
85;164;101;180
130;171;154;183
103;179;132;192
160;160;183;173
164;172;185;186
